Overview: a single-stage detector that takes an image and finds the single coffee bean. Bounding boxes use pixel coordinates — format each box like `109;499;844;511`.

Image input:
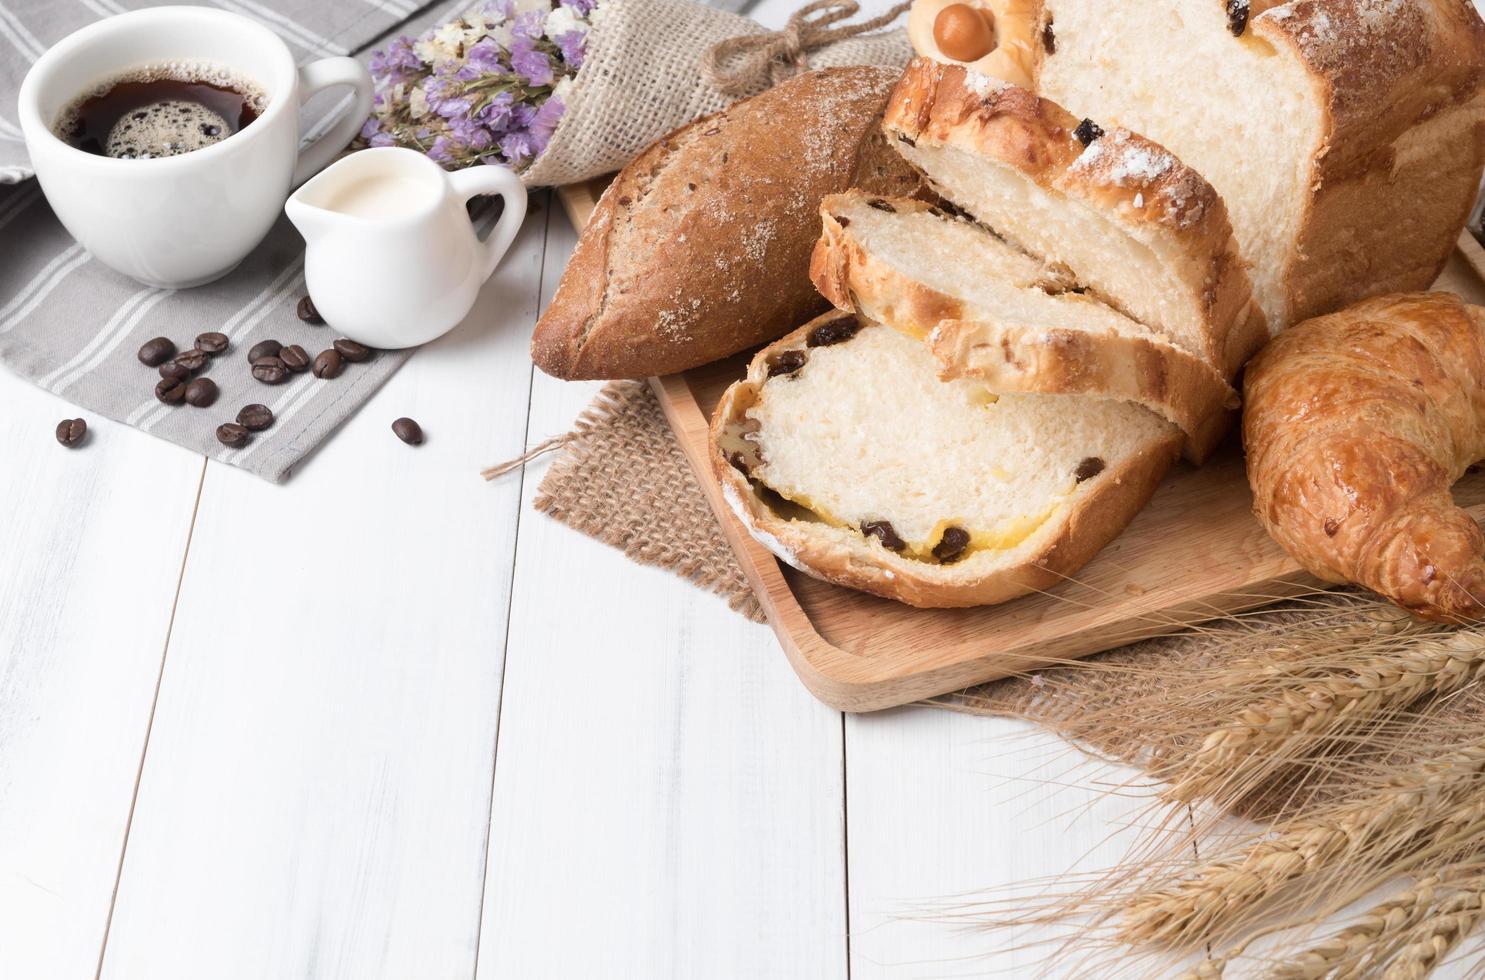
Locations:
279;344;311;372
236;403;274;431
137;336;176;367
195;331;229;355
155;377;187;404
215;422;250;448
55;417;87;448
159;360;193;382
296;295;324;324
251;356;288;384
247;339;282;362
312;349;343;379
391;417;424;445
184;377;219;407
172;348;209;373
332;338;371;363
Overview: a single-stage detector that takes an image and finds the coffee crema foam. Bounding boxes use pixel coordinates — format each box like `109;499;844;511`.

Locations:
55;61;268;160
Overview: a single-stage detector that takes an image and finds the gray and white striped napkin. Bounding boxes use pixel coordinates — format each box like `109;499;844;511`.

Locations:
0;0;466;482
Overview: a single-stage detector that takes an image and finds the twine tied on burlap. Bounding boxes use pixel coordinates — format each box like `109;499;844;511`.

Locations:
700;0;914;95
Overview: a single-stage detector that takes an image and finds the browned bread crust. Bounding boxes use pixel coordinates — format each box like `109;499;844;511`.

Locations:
711;312;1182;608
530;66;923;380
881;58;1267;378
1254;0;1485;324
809;194;1239;461
1244;292;1485;622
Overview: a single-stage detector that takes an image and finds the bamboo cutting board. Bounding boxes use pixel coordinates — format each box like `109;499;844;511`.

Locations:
557;180;1485;712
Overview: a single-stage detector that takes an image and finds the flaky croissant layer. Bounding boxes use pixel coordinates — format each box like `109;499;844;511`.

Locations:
1244;292;1485;622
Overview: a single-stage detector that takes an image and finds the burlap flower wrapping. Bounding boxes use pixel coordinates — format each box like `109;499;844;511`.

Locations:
521;0;912;186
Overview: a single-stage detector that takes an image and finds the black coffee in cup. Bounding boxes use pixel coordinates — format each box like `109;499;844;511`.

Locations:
55;62;267;159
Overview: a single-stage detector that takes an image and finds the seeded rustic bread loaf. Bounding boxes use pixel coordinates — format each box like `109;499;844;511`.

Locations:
710;312;1182;608
530;66;923;380
811;191;1239;461
1025;0;1485;331
1244;292;1485;622
881;58;1267;377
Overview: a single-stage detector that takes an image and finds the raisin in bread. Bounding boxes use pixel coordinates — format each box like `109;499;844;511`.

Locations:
881;59;1267;377
811;191;1239;461
711;312;1182;608
1026;0;1485;331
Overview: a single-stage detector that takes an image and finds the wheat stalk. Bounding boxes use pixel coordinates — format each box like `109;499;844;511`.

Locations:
1120;744;1485;949
1164;626;1485;804
1271;876;1440;979
1381;885;1485;979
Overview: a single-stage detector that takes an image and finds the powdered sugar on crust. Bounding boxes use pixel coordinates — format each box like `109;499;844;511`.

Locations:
1255;0;1437;120
963;70;1009;97
1071;128;1206;227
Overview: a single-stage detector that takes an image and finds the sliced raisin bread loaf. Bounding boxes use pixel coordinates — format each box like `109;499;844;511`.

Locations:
811;191;1238;461
712;312;1182;608
1026;0;1485;331
881;59;1267;377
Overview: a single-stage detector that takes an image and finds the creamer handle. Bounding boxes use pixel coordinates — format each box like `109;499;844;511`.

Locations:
448;165;528;282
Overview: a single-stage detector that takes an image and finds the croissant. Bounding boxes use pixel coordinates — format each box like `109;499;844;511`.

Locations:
1243;292;1485;622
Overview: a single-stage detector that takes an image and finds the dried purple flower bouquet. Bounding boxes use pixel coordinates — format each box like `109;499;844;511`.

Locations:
361;0;593;172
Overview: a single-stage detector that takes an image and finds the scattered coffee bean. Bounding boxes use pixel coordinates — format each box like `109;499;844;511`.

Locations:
861;520;906;552
55;417;87;448
1073;118;1104;146
159;360;194;382
312;349;343;379
391;417;424;445
932;526;971;563
184;377;219;407
251;356;288;384
1073;456;1106;482
215;422;250;448
766;349;807;378
1323;516;1341;537
1042;19;1055;53
1226;0;1249;36
237;403;274;431
155;377;187;404
807;317;861;348
332;338;371;363
279;344;311;372
296;295;323;324
172;348;209;373
195;331;229;355
247;339;282;362
137;336;176;367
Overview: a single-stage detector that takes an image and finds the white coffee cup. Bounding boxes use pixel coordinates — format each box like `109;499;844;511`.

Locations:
18;6;373;288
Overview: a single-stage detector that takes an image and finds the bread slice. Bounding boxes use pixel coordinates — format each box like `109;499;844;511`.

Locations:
529;66;923;380
1029;0;1485;331
711;312;1182;608
810;192;1238;461
882;59;1267;378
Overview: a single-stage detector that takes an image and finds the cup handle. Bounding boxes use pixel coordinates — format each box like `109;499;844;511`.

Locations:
448;166;529;283
292;57;375;187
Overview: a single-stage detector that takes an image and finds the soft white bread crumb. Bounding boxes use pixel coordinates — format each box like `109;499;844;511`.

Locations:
710;315;1183;607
